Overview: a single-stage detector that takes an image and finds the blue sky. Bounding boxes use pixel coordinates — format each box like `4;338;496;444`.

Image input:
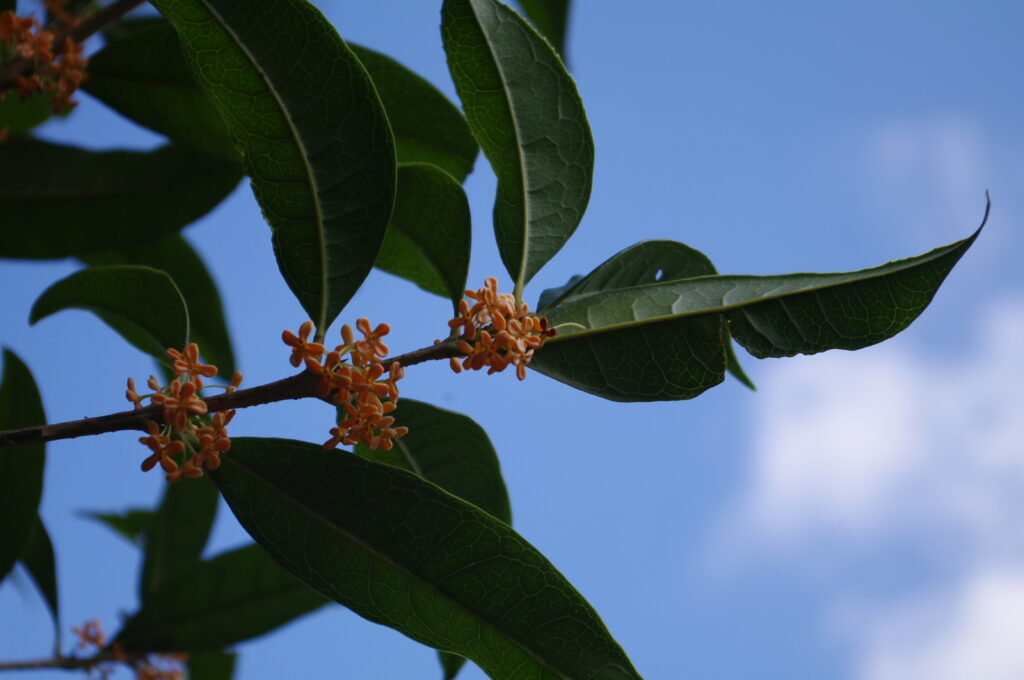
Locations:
2;2;1024;678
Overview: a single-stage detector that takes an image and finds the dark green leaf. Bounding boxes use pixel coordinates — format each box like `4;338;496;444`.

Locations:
82;234;236;378
212;438;641;680
30;265;189;361
355;399;510;523
20;515;59;642
81;509;155;546
723;324;756;391
533;227;982;401
1;1;15;14
0;139;242;259
151;0;396;336
82;19;238;161
188;651;236;680
0;350;46;585
115;544;326;652
536;274;582;312
350;44;478;183
374;164;471;311
140;477;220;602
440;652;468;680
0;91;56;134
442;0;594;296
514;0;571;57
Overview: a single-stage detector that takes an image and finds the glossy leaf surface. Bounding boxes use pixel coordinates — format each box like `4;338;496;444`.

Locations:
442;0;594;294
83;19;238;160
20;516;59;638
213;438;641;680
83;234;236;378
0;139;242;259
151;0;396;334
0;350;46;584
515;0;571;56
533;229;981;400
374;164;471;311
351;44;478;183
30;266;189;361
115;544;325;652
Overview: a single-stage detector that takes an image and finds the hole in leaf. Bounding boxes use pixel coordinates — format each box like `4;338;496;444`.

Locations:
654;269;664;281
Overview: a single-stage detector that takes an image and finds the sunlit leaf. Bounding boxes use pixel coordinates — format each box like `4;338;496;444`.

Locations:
374;164;471;311
0;139;242;259
212;438;641;680
30;265;189;361
442;0;594;296
514;0;571;57
19;516;59;642
0;350;46;585
151;0;396;336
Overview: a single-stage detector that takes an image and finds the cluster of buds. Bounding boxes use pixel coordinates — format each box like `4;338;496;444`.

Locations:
71;619;186;680
125;344;242;482
448;277;555;380
283;319;409;452
0;0;88;131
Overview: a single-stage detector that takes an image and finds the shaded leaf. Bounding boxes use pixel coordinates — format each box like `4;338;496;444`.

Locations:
442;0;594;296
151;0;396;335
82;19;238;160
81;509;154;547
355;399;510;523
30;265;189;361
374;164;471;311
1;1;14;13
140;477;220;602
351;44;478;183
82;234;236;378
0;91;57;135
440;652;468;680
212;438;641;680
514;0;571;57
533;226;982;401
0;350;46;585
536;274;582;312
187;651;236;680
20;516;59;644
115;544;326;652
0;139;242;259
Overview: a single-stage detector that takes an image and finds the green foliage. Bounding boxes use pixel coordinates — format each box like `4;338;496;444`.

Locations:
19;516;59;643
515;0;572;56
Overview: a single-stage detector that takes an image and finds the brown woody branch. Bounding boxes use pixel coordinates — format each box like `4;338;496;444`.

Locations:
0;649;154;672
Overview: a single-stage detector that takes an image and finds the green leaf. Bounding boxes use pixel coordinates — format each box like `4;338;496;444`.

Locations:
212;438;641;680
514;0;571;57
82;234;237;378
0;350;46;585
82;19;238;161
30;265;190;361
150;0;396;336
0;139;242;259
188;651;236;680
115;544;326;652
81;509;155;546
442;0;594;297
374;164;471;311
533;226;982;401
355;399;510;523
20;515;59;644
440;652;468;680
140;477;220;602
350;44;478;183
1;1;15;13
0;91;57;135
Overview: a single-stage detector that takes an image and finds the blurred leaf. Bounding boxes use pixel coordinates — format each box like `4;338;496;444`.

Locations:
355;399;510;523
533;226;983;401
1;1;15;13
140;477;220;602
151;0;396;336
82;234;236;378
30;265;189;361
0;139;242;259
374;164;471;311
514;0;571;57
0;350;46;585
187;651;236;680
440;652;467;680
0;92;57;134
81;509;155;546
442;0;594;296
115;544;326;652
20;516;59;644
82;19;238;160
350;44;478;183
212;438;641;680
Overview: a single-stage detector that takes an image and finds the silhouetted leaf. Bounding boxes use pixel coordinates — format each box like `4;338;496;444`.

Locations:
514;0;571;57
188;651;236;680
212;438;641;680
151;0;396;336
20;516;59;642
0;91;57;134
442;0;594;296
0;139;242;259
81;509;154;546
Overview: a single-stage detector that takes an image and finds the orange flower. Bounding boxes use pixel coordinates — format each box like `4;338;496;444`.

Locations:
151;380;208;429
282;321;325;367
167;343;218;384
71;618;105;650
139;422;185;473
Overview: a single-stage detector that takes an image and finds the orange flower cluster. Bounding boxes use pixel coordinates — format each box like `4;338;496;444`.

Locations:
448;277;555;380
283;319;409;452
0;2;87;127
126;343;242;482
72;618;186;680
